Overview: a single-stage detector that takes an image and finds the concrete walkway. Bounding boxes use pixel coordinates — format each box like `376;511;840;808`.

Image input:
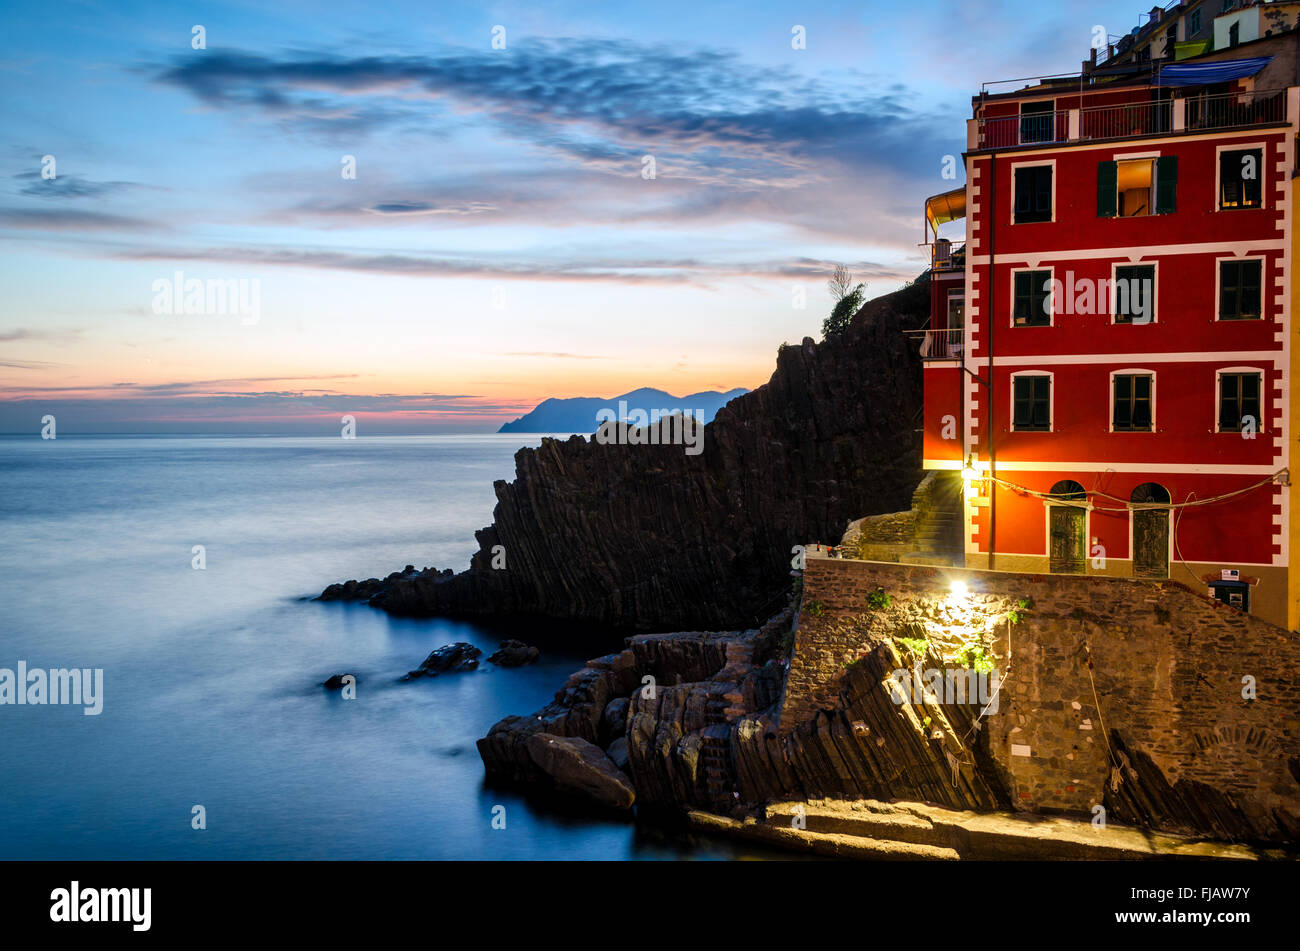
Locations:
688;798;1290;861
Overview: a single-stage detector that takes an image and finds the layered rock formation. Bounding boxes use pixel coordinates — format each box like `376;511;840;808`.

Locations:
325;281;930;631
477;605;1016;817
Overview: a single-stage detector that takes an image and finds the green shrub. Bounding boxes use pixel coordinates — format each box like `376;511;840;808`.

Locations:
895;636;930;661
866;588;892;610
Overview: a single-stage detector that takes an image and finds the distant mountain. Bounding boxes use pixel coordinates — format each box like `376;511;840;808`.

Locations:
498;387;749;434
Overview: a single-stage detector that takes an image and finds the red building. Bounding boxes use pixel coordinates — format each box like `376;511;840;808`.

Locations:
919;36;1300;628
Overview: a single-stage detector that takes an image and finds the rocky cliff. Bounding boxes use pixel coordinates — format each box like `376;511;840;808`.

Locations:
477;606;1013;817
325;280;930;631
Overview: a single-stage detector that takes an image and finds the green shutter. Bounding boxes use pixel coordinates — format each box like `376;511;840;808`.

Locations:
1155;155;1177;214
1097;160;1118;217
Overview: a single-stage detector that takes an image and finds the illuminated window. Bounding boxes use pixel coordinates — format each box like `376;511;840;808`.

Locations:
1220;148;1263;209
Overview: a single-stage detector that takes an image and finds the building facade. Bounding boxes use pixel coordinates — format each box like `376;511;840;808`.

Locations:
920;43;1300;628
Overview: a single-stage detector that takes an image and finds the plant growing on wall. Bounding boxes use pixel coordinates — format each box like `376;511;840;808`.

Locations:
867;588;892;610
951;639;996;673
806;599;825;619
895;636;930;662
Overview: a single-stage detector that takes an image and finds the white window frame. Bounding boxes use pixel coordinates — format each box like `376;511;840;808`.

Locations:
1009;159;1057;226
1109;259;1159;325
1109;368;1157;433
1010;369;1055;433
1214;141;1267;213
1009;265;1055;329
1214;254;1265;322
1214;365;1266;434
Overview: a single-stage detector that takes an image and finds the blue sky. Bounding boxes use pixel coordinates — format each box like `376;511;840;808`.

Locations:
0;0;1147;432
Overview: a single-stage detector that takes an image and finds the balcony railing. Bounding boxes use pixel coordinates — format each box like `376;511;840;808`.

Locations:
909;328;965;361
974;89;1290;150
1078;98;1172;140
977;110;1070;149
1182;89;1287;131
931;240;966;271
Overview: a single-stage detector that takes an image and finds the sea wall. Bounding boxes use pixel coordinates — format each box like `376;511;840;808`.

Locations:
787;558;1300;841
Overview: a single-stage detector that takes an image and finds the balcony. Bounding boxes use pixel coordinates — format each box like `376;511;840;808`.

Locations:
973;89;1289;151
908;328;965;361
931;240;966;272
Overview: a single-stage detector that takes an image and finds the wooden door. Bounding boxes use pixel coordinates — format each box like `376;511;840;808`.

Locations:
1048;505;1086;574
1133;509;1170;579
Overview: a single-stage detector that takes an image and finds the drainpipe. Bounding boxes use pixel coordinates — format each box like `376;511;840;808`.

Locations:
987;145;997;572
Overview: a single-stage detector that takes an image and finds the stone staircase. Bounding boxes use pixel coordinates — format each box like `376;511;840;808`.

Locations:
699;640;754;807
904;471;963;566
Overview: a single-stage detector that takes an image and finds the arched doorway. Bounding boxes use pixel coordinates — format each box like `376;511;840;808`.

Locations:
1131;483;1171;579
1048;480;1087;574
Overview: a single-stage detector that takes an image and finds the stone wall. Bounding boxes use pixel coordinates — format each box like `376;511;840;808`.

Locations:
785;558;1300;841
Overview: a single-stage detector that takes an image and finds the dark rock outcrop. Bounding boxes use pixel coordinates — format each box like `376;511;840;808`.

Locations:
317;565;451;602
322;674;355;690
488;639;540;667
325;282;929;631
524;734;636;809
404;643;481;679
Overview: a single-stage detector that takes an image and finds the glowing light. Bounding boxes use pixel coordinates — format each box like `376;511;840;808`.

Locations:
950;581;970;601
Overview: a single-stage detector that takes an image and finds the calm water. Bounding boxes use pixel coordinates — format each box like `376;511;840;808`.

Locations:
0;435;771;859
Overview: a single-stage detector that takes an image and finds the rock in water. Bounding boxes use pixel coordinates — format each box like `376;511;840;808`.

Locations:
322;674;355;690
487;639;539;667
606;737;630;773
524;734;635;810
404;642;481;679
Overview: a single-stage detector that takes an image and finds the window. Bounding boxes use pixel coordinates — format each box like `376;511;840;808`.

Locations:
1098;156;1176;217
1014;165;1052;223
1221;0;1234;12
1219;259;1262;320
1013;270;1052;326
1013;375;1051;431
1113;374;1153;431
1229;22;1239;47
1220;148;1263;209
1219;372;1261;431
1019;101;1055;144
1189;9;1201;34
1113;264;1155;324
1164;26;1176;56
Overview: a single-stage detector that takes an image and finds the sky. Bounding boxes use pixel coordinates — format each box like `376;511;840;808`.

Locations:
0;0;1149;433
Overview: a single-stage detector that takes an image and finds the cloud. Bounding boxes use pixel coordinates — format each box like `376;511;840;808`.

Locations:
503;351;603;360
150;41;958;246
14;171;142;200
0;207;154;230
105;242;909;286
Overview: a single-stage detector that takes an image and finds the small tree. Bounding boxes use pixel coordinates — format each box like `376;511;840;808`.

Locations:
822;266;866;339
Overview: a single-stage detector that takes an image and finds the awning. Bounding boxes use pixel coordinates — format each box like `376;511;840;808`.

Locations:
1158;56;1272;87
924;187;966;241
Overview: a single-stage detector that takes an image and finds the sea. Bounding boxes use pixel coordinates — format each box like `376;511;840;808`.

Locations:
0;434;782;859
